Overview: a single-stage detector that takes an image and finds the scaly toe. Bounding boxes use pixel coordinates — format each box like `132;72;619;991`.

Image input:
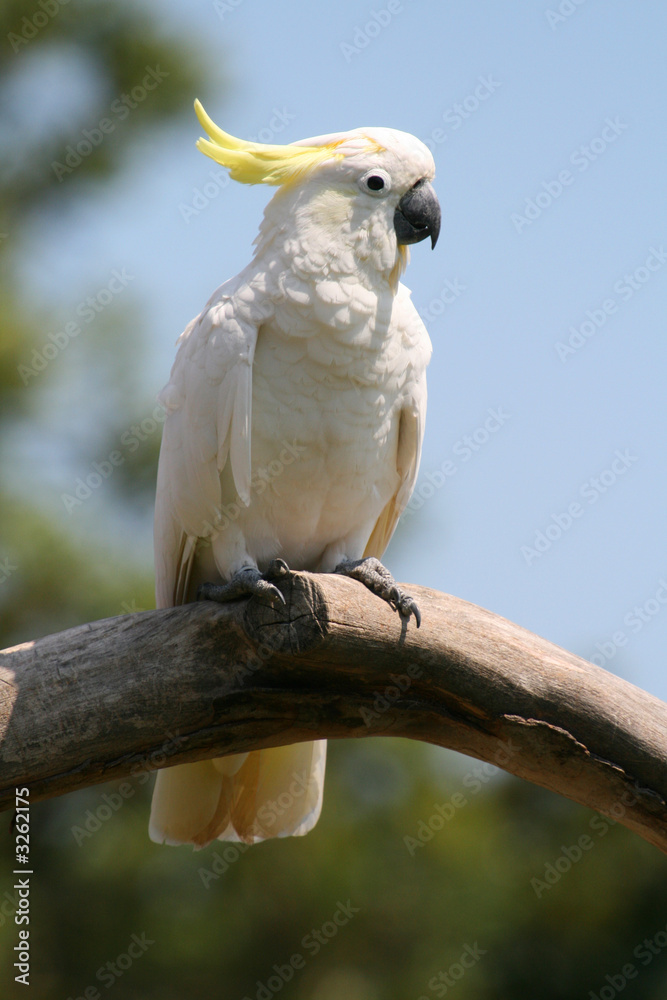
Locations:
334;557;421;627
265;558;290;580
396;592;421;628
197;566;286;606
253;577;287;605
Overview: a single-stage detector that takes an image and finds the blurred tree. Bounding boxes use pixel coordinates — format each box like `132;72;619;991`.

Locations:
2;738;667;999
0;0;208;645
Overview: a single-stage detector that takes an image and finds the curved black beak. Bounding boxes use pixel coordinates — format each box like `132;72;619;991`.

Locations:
394;179;441;249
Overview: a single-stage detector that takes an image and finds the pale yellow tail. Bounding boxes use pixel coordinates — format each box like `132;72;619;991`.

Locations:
149;741;326;848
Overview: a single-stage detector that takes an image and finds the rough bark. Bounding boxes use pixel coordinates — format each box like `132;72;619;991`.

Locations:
1;572;666;852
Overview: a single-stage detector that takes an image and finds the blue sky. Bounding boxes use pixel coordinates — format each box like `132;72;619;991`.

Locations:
10;0;667;697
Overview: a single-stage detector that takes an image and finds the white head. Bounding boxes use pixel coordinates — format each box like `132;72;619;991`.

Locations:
194;101;441;284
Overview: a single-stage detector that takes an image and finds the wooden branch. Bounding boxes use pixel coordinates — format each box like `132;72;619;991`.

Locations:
1;572;666;853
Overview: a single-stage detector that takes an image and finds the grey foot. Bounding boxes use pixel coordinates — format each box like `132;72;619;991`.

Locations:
334;556;421;627
198;559;290;606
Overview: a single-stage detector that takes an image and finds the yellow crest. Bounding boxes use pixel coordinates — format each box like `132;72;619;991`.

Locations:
194;100;344;186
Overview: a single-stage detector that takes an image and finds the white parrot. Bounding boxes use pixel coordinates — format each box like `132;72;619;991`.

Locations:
149;101;440;848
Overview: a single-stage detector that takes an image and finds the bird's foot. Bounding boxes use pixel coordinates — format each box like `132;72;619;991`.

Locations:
334;556;421;627
198;559;290;606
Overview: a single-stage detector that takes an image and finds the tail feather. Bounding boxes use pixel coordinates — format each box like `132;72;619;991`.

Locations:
149;741;326;848
148;759;224;847
151;513;328;848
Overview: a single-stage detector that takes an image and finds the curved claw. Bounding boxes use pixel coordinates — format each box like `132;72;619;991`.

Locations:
265;558;290;580
334;557;422;628
387;585;421;627
397;594;422;628
253;577;287;605
197;565;287;607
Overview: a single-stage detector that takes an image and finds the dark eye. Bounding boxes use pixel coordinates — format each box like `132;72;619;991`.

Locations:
358;169;392;196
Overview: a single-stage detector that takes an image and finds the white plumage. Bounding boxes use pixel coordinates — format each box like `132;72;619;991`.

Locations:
149;108;438;848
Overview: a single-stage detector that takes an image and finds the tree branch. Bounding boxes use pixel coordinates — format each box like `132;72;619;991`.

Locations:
1;572;666;852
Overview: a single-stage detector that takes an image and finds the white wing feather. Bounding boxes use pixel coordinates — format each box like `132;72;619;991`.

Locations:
154;277;265;608
152;276;329;849
365;283;431;558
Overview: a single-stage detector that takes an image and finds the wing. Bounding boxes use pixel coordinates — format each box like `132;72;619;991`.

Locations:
154;277;267;608
364;284;431;559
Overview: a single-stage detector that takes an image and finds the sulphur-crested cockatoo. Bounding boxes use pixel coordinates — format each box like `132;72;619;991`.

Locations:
149;101;440;848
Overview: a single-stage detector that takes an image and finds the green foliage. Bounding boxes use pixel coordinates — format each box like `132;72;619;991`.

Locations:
2;742;667;998
0;0;209;646
0;0;207;218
